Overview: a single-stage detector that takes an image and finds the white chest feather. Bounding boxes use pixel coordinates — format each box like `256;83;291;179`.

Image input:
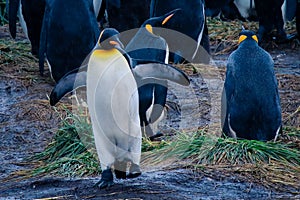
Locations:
87;49;141;169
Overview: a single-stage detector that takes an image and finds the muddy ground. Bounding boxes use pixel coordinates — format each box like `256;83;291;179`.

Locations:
0;24;299;200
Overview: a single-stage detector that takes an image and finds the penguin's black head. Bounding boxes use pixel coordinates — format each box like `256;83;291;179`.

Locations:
238;30;258;45
98;28;124;50
142;8;181;34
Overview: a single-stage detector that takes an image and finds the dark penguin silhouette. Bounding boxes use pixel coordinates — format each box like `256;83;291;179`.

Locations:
253;0;287;41
283;0;300;37
8;0;46;56
297;1;300;37
221;30;282;141
39;0;100;82
106;0;150;32
125;9;179;140
205;0;244;21
150;0;209;63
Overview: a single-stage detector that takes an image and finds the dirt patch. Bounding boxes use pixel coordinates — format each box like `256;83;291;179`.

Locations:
0;23;299;199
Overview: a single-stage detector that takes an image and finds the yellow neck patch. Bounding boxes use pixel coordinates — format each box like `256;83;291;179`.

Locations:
92;49;119;60
145;24;153;34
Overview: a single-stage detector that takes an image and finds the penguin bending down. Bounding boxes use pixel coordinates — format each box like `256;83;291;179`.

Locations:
125;9;179;140
50;28;189;188
221;30;282;141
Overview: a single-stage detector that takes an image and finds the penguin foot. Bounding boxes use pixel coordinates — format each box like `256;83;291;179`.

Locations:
149;133;164;141
127;164;141;179
115;170;127;179
114;160;127;179
96;169;114;189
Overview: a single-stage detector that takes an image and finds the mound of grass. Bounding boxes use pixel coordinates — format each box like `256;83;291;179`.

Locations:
151;130;299;165
144;129;300;192
28;107;99;178
6;105;169;180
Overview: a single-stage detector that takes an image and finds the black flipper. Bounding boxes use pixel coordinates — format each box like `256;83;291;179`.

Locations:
8;0;20;39
49;66;87;106
132;63;190;86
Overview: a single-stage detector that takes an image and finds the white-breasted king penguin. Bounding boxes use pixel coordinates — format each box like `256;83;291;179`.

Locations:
221;30;282;141
39;0;100;82
50;28;189;188
125;9;179;140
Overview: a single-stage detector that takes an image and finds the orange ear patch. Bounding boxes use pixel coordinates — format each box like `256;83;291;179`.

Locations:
238;35;247;44
145;24;153;34
252;35;258;43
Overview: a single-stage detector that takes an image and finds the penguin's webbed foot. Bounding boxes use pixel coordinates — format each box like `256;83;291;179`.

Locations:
114;160;127;179
149;132;164;141
127;163;141;179
95;169;114;189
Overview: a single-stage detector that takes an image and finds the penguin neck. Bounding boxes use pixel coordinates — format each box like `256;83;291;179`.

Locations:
92;48;120;60
239;40;258;48
142;27;160;38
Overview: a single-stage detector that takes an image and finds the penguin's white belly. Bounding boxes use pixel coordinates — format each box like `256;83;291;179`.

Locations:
18;2;28;38
87;49;141;169
234;0;255;19
93;0;102;17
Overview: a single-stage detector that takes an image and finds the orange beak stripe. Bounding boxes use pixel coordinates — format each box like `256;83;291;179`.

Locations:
109;40;119;46
162;13;174;25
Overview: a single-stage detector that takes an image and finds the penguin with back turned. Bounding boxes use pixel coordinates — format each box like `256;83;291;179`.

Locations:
221;30;282;141
39;0;100;82
125;9;179;140
49;27;190;188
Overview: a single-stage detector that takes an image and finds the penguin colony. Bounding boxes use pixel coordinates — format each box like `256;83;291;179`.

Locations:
6;0;298;189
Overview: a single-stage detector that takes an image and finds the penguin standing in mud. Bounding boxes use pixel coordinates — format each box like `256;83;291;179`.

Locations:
49;28;190;188
221;30;282;141
125;9;179;140
39;0;100;82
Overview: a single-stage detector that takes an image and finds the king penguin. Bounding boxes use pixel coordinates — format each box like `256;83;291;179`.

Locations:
125;9;179;140
50;28;190;188
150;0;209;63
221;30;282;141
39;0;100;82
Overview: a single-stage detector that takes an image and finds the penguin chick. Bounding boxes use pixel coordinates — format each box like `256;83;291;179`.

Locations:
221;30;282;141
